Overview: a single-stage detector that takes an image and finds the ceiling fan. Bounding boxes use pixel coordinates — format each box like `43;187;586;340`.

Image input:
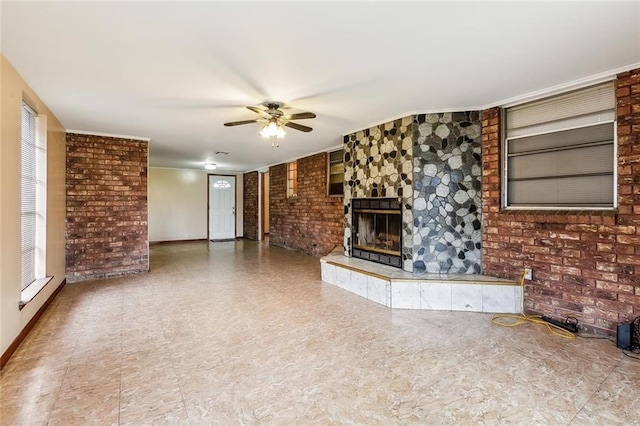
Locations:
224;102;316;146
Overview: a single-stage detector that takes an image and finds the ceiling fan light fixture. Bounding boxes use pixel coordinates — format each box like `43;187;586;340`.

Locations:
259;120;285;139
258;123;273;138
224;102;313;147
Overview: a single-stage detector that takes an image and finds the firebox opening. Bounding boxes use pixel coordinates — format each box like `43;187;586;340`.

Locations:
351;198;402;268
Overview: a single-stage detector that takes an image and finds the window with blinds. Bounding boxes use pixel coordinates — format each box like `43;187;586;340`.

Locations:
21;103;46;290
503;82;616;208
287;161;298;198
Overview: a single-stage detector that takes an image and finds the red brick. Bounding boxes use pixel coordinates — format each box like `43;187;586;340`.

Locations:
534;254;563;264
66;133;148;283
563;293;595;306
269;153;343;256
562;257;595;269
596;243;614;252
617;234;640;245
617;87;631;97
618;293;640;308
549;264;582;276
583;287;618;301
617;254;640;266
594;298;635;315
582;306;619;321
243;171;259;240
481;69;640;335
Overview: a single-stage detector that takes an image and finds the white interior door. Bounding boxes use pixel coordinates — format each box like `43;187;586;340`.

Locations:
208;175;236;240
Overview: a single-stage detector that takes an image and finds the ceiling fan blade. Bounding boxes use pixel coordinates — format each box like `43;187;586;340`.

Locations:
246;106;269;117
224;119;259;127
285;112;316;120
284;121;313;133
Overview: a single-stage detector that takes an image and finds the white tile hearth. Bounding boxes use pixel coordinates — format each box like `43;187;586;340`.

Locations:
321;260;337;285
451;284;483;311
335;263;351;290
367;276;390;307
483;284;521;313
321;252;520;314
421;283;452;310
392;281;421;309
352;270;368;299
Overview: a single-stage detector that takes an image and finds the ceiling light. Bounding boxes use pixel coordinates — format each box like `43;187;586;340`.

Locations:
204;163;217;170
259;120;286;139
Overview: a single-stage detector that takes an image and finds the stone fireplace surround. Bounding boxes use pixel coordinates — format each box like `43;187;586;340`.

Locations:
325;111;502;312
343;111;483;274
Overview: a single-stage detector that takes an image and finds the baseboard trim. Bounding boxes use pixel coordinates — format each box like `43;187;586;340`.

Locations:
150;238;207;245
0;279;67;371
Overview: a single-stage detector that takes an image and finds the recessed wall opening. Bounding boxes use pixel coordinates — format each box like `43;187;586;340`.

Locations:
351;198;402;268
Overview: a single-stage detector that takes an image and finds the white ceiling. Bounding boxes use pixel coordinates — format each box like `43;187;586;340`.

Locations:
2;1;639;172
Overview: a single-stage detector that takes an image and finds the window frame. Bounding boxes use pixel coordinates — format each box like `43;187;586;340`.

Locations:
287;161;298;198
327;149;344;197
501;83;617;211
212;179;232;188
20;101;50;306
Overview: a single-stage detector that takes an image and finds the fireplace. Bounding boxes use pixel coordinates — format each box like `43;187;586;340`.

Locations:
351;198;402;268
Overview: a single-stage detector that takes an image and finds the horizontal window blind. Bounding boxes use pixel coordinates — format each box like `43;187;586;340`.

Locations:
508;122;613;154
508;175;614;206
506;82;615;137
21;104;37;289
504;82;615;208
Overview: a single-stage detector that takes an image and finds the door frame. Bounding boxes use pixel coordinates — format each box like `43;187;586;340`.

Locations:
260;171;268;240
207;174;237;240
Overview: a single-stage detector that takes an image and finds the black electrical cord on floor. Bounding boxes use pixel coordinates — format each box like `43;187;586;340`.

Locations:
622;349;640;361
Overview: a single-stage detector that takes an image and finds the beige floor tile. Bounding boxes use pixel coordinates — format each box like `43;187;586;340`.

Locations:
119;381;188;425
48;383;120;426
571;356;640;425
1;240;638;425
0;392;58;426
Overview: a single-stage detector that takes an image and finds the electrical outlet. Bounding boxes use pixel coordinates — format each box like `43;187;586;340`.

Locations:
524;267;533;280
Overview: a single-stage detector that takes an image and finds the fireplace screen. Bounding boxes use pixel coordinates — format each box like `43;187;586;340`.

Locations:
351;198;402;268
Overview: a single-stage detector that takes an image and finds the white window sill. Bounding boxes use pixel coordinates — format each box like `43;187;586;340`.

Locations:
503;206;616;211
19;276;53;310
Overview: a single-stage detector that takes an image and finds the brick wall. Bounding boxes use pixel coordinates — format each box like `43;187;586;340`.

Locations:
269;152;343;256
243;171;259;240
66;133;149;283
481;68;640;335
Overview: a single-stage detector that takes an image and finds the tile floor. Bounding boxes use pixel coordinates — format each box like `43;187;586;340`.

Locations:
1;240;638;425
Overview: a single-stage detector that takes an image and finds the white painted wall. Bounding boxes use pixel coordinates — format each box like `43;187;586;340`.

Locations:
1;56;67;357
149;168;243;242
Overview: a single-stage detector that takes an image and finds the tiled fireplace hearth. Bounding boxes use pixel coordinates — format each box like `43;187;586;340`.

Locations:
321;252;521;313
